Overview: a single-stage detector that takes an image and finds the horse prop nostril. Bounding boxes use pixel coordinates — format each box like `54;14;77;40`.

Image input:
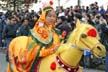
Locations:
97;46;102;51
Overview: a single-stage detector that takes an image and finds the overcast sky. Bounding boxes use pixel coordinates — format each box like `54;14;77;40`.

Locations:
31;0;108;12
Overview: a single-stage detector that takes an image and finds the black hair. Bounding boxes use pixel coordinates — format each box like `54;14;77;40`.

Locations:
59;16;67;21
74;13;82;20
43;6;53;11
45;10;52;17
21;18;29;23
10;16;16;20
86;13;91;19
96;15;101;19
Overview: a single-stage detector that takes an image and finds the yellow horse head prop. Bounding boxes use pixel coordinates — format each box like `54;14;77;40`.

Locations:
66;19;106;58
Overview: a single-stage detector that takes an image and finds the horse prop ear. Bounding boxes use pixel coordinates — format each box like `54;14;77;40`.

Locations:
76;19;81;28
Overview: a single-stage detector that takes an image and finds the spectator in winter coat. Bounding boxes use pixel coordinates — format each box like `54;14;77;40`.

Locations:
100;23;108;72
16;18;31;36
2;16;19;49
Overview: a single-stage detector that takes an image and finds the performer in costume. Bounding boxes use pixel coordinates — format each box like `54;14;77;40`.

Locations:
7;5;65;72
31;6;64;57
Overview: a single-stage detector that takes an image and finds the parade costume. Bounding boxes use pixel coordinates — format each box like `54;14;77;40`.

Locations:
7;19;106;72
7;6;64;72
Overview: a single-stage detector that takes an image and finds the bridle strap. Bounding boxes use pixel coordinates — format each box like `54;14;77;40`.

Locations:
68;43;88;51
68;38;100;51
80;38;100;51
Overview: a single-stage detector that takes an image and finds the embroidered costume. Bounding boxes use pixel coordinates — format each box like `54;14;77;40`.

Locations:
7;6;64;72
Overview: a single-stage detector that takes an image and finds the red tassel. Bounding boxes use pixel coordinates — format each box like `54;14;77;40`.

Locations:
50;62;56;70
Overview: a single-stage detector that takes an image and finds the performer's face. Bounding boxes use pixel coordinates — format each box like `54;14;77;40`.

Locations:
45;10;56;25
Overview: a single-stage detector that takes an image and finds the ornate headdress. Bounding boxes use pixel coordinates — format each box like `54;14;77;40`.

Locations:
33;1;54;28
30;1;55;44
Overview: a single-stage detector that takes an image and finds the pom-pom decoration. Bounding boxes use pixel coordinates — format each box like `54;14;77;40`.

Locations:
87;28;97;37
50;62;56;70
49;0;54;5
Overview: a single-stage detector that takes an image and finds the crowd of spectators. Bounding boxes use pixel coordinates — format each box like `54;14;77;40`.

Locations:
0;9;40;48
0;1;108;71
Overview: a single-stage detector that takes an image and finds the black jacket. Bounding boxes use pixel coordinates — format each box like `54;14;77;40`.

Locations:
100;24;108;51
2;24;19;38
16;25;31;36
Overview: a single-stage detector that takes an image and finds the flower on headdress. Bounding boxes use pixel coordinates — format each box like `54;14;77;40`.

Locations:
49;0;53;5
62;30;67;37
42;34;48;39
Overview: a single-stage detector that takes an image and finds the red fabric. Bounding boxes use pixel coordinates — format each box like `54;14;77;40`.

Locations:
13;56;21;71
34;58;42;72
21;57;27;65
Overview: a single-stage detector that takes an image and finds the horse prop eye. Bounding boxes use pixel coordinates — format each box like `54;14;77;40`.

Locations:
81;34;87;38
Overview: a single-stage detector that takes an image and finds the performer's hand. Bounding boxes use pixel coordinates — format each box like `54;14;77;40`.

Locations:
53;45;60;52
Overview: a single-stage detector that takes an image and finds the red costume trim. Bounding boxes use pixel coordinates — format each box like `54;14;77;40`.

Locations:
34;58;42;72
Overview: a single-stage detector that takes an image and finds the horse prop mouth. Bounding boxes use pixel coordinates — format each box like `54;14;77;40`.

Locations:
94;52;103;58
93;45;106;58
